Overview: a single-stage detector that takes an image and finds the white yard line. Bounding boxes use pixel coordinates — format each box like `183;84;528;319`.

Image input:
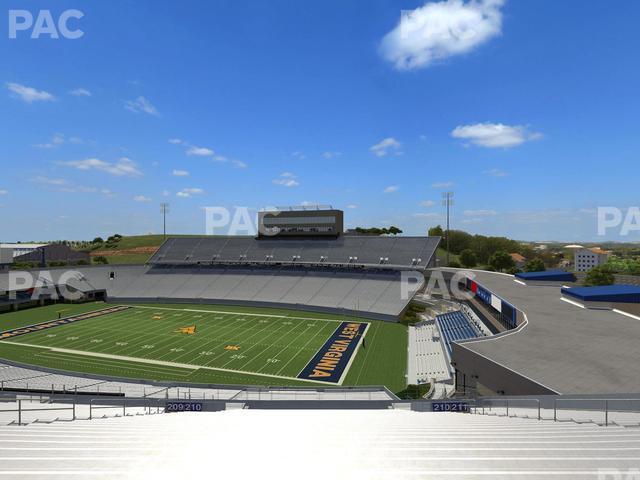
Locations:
127;305;347;323
337;322;371;385
5;340;331;385
273;322;333;376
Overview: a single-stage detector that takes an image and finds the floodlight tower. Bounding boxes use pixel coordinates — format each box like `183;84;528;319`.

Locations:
442;191;454;266
160;203;170;238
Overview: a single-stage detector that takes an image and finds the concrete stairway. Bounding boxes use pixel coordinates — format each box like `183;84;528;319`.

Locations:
0;409;638;478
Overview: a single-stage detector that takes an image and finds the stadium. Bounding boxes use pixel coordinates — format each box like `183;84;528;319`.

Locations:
3;0;640;475
1;206;640;476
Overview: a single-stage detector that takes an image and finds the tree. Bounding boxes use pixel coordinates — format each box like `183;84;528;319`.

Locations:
92;237;104;244
428;225;444;237
584;266;615;286
459;249;477;268
448;260;462;268
488;250;515;272
387;226;403;235
524;258;546;272
93;256;108;265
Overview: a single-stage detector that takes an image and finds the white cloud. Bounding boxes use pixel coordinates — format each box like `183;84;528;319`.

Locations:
30;176;111;195
322;151;342;159
383;185;399;193
420;200;436;207
380;0;504;70
34;133;65;149
172;169;189;177
273;172;300;187
483;168;508;177
463;209;497;216
69;88;91;97
186;146;214;156
31;176;68;187
59;157;143;177
346;204;358;209
162;190;171;197
133;195;152;202
232;160;248;169
413;212;439;218
291;151;306;160
171;139;246;168
6;82;55;103
124;96;159;116
0;190;7;195
176;188;205;198
370;137;402;157
432;181;453;188
451;123;542;148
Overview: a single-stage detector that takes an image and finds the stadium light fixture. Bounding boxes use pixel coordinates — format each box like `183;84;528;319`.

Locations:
160;203;170;238
442;192;454;266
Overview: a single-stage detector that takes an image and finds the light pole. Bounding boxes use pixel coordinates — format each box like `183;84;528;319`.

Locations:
442;191;454;266
160;203;170;238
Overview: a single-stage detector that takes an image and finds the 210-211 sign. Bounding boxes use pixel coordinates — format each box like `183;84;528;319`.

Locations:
431;402;469;412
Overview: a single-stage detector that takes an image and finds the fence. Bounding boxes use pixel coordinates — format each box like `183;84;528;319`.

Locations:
471;396;640;426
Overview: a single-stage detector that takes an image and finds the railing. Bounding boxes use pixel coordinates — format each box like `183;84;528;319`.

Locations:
89;397;163;420
471;397;640;426
0;396;165;426
473;398;541;420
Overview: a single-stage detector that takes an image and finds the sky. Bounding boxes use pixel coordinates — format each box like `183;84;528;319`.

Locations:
1;0;639;242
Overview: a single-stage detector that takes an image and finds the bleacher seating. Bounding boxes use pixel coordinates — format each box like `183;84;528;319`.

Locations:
0;409;638;477
436;310;483;355
408;321;451;384
149;236;440;269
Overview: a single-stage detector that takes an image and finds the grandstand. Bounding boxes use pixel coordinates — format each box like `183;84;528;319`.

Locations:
0;235;439;321
150;235;440;269
408;320;451;384
435;310;483;356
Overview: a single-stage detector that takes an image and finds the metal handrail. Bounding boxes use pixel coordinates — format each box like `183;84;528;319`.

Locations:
0;397;165;425
554;398;640;427
475;398;541;420
88;397;163;420
471;397;640;427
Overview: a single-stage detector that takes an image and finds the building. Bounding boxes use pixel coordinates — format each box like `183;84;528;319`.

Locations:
0;243;48;258
574;247;612;272
258;205;344;238
0;247;12;271
13;243;90;266
509;253;526;269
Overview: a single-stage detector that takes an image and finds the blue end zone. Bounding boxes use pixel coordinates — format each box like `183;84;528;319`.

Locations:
297;321;368;384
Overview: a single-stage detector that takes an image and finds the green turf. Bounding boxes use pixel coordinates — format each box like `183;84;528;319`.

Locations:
0;303;407;393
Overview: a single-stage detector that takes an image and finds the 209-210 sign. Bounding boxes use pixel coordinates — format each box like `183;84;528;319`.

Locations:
165;402;204;413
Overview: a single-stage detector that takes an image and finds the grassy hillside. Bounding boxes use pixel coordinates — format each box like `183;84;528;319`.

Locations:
88;234;205;265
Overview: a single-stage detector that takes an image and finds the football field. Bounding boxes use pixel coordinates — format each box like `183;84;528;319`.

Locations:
0;303;402;387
